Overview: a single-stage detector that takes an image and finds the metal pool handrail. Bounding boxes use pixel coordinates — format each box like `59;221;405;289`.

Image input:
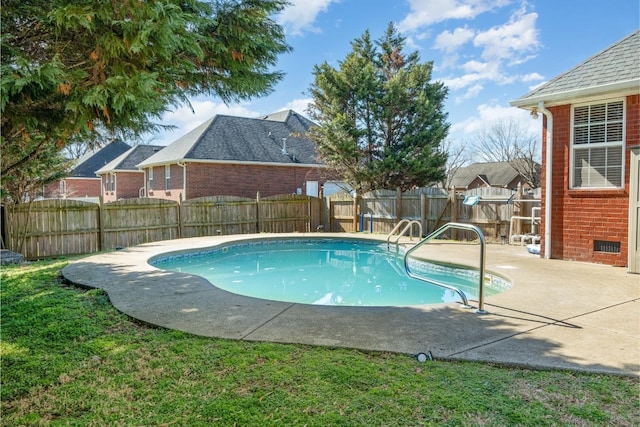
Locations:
386;219;423;250
403;222;488;314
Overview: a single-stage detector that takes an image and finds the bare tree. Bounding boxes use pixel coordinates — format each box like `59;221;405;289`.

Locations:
441;138;471;189
474;119;541;187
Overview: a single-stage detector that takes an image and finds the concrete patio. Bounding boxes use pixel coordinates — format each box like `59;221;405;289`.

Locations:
62;233;639;377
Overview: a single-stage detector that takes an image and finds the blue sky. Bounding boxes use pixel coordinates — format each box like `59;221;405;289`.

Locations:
148;0;639;153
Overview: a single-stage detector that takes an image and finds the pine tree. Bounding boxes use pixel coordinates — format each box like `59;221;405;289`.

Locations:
308;23;449;192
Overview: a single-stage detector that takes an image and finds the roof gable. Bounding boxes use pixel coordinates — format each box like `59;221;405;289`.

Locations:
511;31;640;108
71;140;131;177
96;145;164;174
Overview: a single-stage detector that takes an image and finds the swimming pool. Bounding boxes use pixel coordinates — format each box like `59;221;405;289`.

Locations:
151;238;511;307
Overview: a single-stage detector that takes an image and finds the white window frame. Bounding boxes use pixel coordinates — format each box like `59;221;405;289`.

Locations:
165;164;171;190
570;98;625;189
148;167;154;190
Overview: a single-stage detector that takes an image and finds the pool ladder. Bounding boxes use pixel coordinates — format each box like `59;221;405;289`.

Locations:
403;222;488;314
386;219;423;251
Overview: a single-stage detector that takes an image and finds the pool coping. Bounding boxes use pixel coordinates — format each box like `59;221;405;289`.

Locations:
62;233;640;377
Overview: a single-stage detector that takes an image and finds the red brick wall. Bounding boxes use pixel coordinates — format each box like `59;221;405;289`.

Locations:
183;163;329;199
116;172;145;200
540;94;638;266
144;163;331;200
147;164;184;202
102;172;145;202
43;178;101;198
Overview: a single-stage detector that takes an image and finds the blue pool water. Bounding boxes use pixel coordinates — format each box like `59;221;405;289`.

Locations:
151;239;511;307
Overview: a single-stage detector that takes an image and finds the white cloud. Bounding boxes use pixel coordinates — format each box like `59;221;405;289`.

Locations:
459;84;484;101
435;27;475;52
278;0;338;36
434;4;541;100
443;73;485;91
451;102;541;137
279;98;313;117
473;9;540;62
399;0;511;31
522;72;544;82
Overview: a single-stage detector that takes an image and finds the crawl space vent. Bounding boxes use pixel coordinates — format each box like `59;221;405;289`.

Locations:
594;240;621;253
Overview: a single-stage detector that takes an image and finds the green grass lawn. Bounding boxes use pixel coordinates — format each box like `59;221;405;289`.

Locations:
1;258;638;426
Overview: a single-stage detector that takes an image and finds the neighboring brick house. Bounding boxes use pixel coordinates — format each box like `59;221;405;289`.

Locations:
137;110;333;201
43;140;131;200
511;31;640;272
95;145;164;202
449;160;540;191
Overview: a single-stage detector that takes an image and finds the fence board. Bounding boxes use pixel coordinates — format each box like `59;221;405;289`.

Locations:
327;191;355;232
181;196;257;237
101;199;179;249
259;194;318;233
327;187;540;241
6;199;100;258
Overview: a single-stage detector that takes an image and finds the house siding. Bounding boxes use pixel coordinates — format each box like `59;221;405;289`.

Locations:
541;94;638;266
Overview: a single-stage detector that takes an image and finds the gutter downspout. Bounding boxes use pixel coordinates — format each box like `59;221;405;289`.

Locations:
177;161;186;201
538;101;553;259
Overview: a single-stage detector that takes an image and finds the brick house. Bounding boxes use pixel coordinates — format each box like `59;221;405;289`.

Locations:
511;31;640;273
95;145;164;202
43;140;131;200
137;110;333;201
449;160;540;191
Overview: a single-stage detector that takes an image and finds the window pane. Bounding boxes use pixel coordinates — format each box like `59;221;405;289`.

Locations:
574;106;589;124
574;126;589;144
590;104;606;123
607;101;624;121
573;149;589;187
606;122;623;143
590;124;606;144
608;167;622;187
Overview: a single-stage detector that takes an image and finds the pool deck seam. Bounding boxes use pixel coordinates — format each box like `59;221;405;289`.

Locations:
240;303;297;340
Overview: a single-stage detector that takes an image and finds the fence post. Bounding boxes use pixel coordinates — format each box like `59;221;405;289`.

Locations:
353;193;360;232
177;198;183;239
450;189;458;240
421;193;428;235
318;186;325;231
256;191;261;233
396;188;403;223
98;197;105;252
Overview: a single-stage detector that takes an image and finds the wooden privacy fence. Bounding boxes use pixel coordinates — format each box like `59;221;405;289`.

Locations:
326;187;540;241
4;188;539;259
4;194;322;259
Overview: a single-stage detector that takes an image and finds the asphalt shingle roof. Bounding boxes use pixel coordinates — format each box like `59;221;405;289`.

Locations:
138;110;321;168
512;30;640;107
450;161;522;189
96;145;164;174
71;140;131;177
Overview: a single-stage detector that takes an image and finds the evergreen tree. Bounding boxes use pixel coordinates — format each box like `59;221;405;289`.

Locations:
1;0;290;201
308;23;449;193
